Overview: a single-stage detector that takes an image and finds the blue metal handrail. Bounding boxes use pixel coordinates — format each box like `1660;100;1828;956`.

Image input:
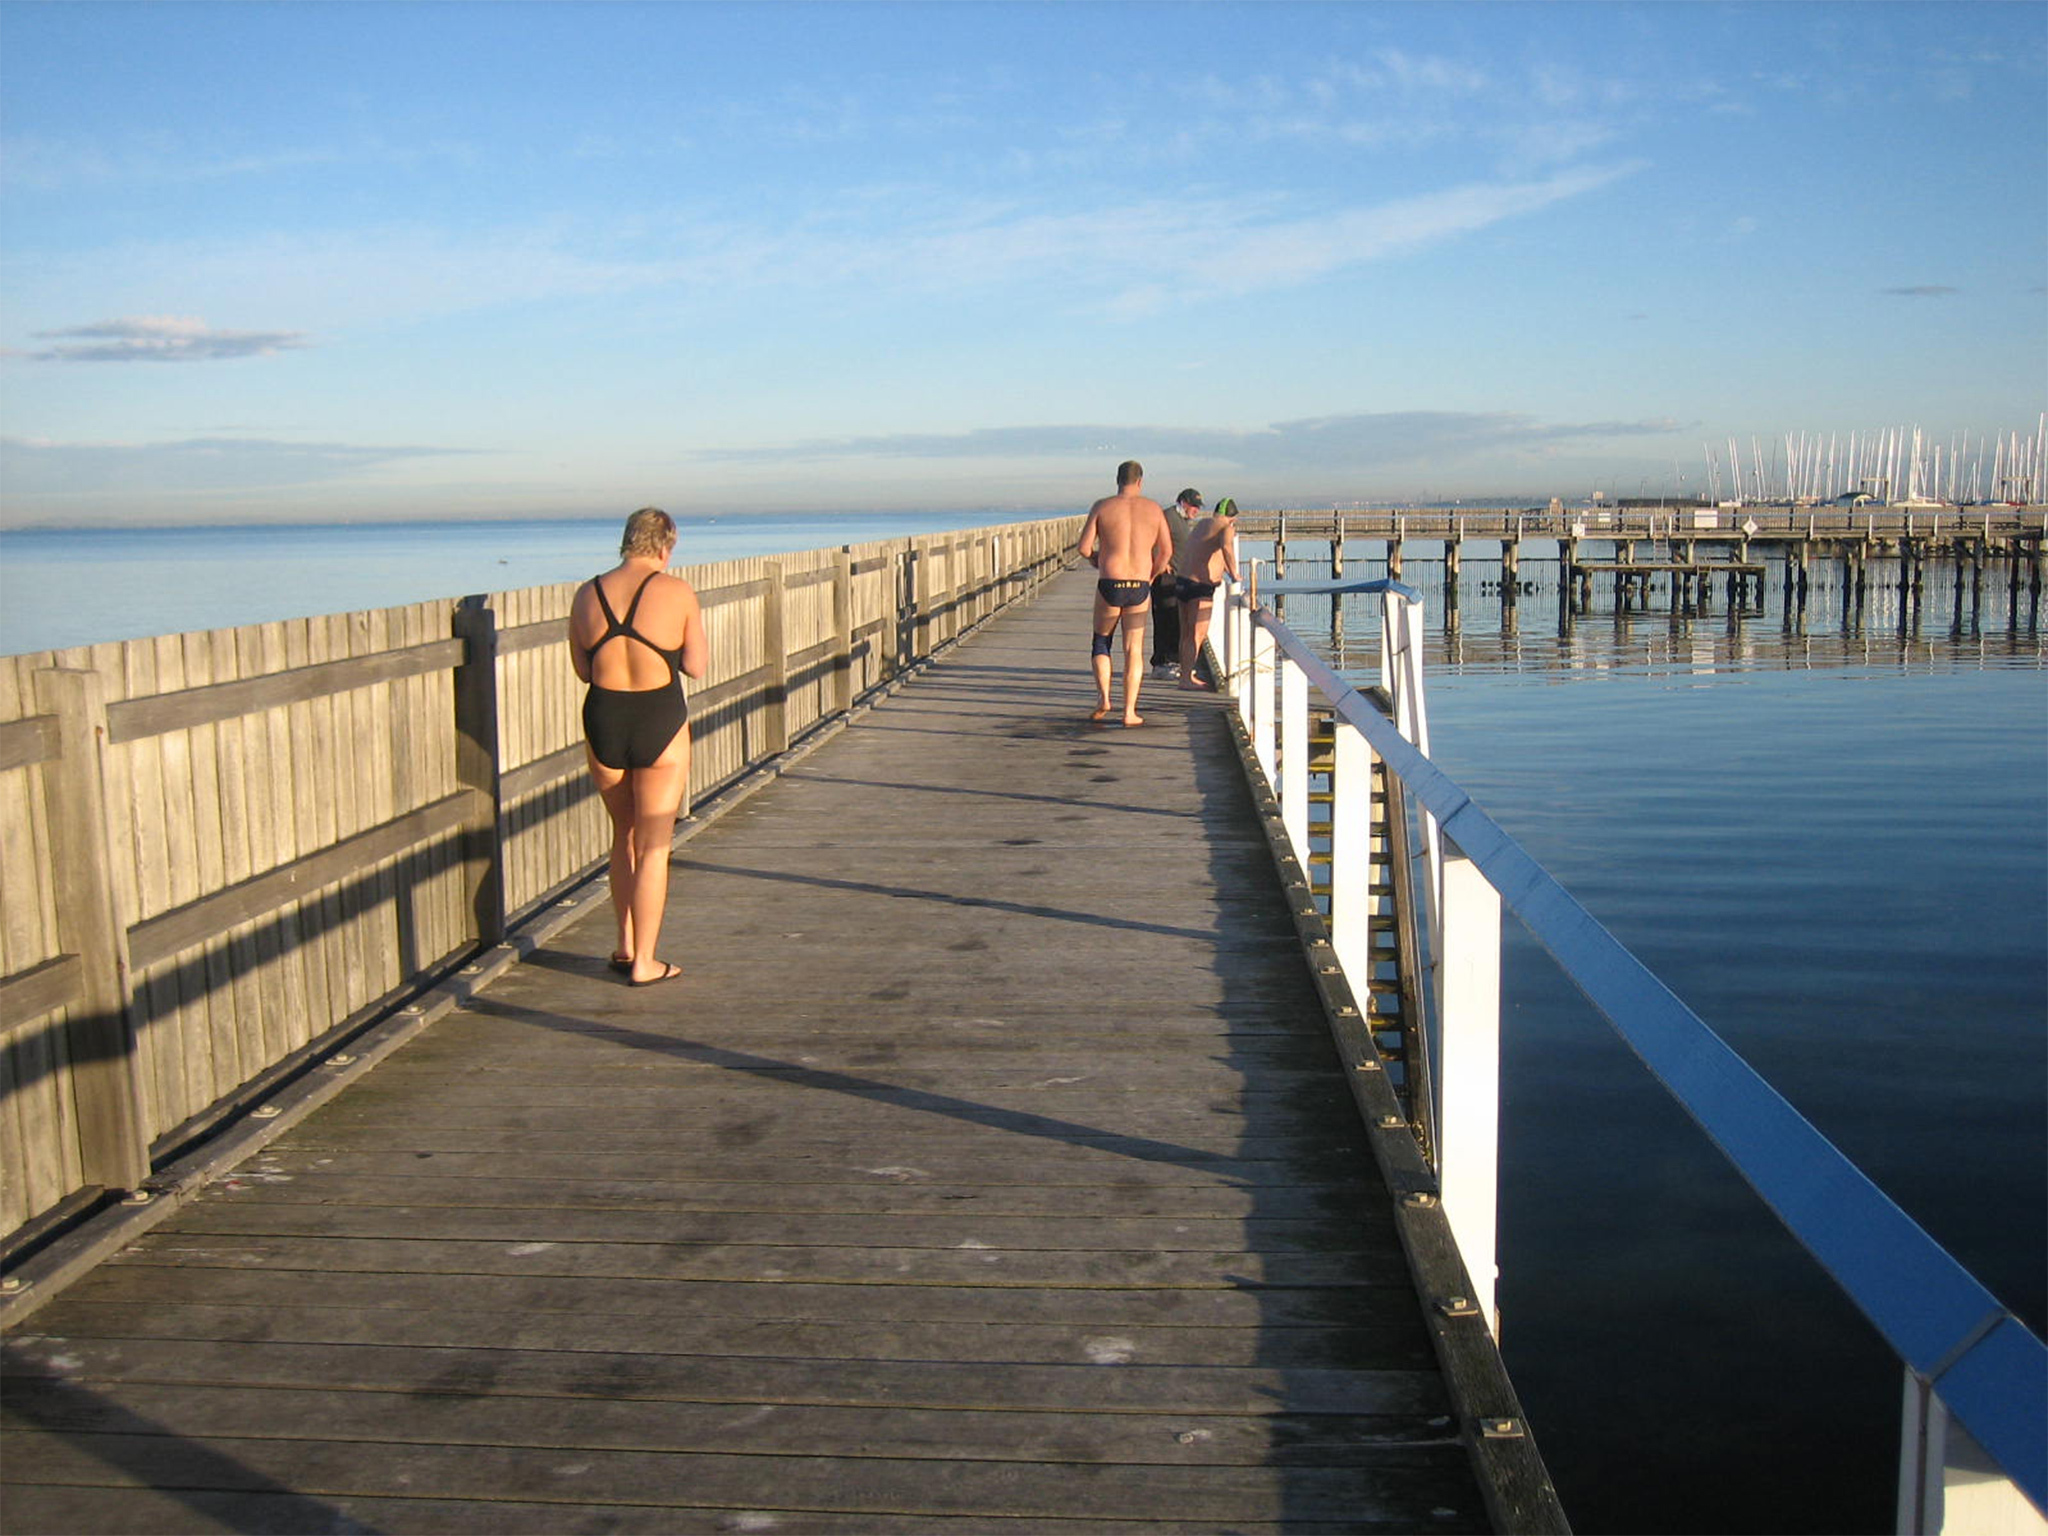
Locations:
1260;576;1424;600
1236;587;2048;1514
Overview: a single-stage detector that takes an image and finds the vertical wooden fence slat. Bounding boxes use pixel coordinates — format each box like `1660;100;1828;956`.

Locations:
450;598;506;948
32;669;147;1193
259;621;313;1069
763;560;790;755
184;630;241;1101
210;625;263;1095
833;547;854;715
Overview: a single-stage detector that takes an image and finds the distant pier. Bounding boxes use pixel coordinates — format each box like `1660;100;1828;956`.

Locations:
1237;505;2046;618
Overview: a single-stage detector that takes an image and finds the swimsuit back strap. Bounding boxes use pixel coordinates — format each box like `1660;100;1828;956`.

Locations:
593;576;624;632
618;571;659;632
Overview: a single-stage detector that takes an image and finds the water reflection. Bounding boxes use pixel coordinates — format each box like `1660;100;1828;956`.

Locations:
1251;544;2045;678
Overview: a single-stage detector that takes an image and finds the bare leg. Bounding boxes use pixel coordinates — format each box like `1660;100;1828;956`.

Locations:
589;752;639;960
1180;599;1217;689
587;730;690;983
1088;591;1116;720
624;730;690;982
1120;607;1148;725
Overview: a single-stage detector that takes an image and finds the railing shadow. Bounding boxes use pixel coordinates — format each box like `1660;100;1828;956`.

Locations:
0;1347;378;1535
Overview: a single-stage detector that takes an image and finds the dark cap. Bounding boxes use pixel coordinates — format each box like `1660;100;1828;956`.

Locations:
1176;488;1203;508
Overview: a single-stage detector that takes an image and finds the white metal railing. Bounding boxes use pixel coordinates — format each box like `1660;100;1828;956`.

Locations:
1210;567;2048;1536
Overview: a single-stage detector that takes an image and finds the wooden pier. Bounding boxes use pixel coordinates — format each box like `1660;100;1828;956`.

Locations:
1236;505;2046;623
1;571;1559;1533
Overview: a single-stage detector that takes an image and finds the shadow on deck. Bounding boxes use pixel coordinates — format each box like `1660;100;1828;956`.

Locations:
3;570;1506;1533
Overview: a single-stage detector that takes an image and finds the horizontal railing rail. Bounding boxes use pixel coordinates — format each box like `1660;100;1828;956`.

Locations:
1213;568;2047;1531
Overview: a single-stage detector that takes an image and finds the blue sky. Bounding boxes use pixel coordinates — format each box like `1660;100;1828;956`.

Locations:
2;0;2042;525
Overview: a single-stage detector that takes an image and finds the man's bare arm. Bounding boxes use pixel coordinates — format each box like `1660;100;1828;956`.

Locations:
1077;508;1102;564
1150;513;1173;579
1222;524;1239;581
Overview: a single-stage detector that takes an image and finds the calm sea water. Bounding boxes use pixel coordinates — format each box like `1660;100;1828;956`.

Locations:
0;510;1057;656
1265;545;2046;1535
2;519;2041;1533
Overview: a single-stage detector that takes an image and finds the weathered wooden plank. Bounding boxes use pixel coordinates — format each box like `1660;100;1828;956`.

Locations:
200;1148;1373;1203
0;1432;1486;1529
19;1300;1429;1370
0;711;58;773
324;1089;1358;1138
46;1264;1390;1329
124;793;473;971
103;638;465;742
253;619;315;1069
98;1233;1405;1289
128;1201;1399;1257
5;1334;1447;1417
25;668;147;1191
186;1176;1364;1222
262;1062;1362;1106
246;1117;1367;1163
246;1124;1379;1177
0;1485;1428;1536
2;1378;1452;1461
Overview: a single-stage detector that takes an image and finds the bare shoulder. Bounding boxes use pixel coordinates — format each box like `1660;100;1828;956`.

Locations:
649;570;700;608
567;578;601;645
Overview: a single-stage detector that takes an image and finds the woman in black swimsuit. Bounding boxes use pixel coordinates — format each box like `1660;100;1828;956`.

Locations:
568;508;709;986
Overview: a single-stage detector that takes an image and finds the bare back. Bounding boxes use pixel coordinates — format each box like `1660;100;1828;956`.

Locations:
570;565;707;691
1079;491;1172;582
1183;515;1239;584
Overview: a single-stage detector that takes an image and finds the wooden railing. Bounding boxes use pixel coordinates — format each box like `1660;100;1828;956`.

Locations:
0;517;1079;1252
1236;506;2047;541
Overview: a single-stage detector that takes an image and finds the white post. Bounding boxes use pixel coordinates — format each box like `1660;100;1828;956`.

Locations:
1436;841;1502;1335
1899;1370;2048;1536
1231;575;1256;699
1385;594;1442;938
1900;1371;1946;1536
1280;655;1310;865
1250;622;1277;780
1329;721;1375;982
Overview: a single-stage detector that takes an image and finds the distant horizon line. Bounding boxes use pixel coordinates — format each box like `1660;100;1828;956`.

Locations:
0;494;1637;536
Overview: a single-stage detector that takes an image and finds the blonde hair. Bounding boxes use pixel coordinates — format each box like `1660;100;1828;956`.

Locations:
620;506;677;559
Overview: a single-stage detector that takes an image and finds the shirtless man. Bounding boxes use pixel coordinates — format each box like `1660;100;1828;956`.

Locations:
1176;494;1240;690
1075;460;1173;726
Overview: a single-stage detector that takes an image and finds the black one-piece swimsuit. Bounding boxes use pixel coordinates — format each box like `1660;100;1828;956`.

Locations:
581;572;689;769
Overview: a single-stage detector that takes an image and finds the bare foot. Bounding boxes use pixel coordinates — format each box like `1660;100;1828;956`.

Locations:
1122;714;1144;728
1179;678;1216;692
1090;704;1113;723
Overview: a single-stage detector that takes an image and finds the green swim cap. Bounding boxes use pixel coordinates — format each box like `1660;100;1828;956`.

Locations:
1215;496;1238;517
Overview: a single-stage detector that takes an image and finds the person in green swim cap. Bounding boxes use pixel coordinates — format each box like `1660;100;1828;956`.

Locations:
1174;496;1240;689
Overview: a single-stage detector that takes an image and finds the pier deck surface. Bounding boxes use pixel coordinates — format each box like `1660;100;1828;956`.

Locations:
2;570;1488;1534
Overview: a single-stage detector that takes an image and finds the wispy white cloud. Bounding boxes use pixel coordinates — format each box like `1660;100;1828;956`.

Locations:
1166;164;1643;305
4;163;1642;339
0;131;476;193
29;315;310;362
0;434;475;493
1882;285;1959;298
691;411;1680;474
